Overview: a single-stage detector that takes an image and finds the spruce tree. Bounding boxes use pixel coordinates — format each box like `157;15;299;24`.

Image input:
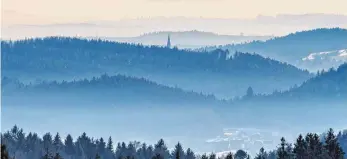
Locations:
1;144;10;159
277;137;289;159
293;134;307;159
154;139;169;159
186;148;195;159
64;134;75;156
225;152;233;159
311;134;324;159
152;154;163;159
246;87;254;97
107;137;114;151
234;150;247;159
53;133;62;153
171;142;185;159
324;128;344;159
98;137;106;155
208;153;216;159
254;147;267;159
41;147;53;159
201;153;208;159
43;133;53;155
175;148;180;159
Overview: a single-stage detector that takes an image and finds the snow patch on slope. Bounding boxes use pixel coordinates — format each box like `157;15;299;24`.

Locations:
299;49;347;72
302;49;347;61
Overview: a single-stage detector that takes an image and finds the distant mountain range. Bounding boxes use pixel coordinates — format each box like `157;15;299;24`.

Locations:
3;14;347;39
88;30;273;49
203;28;347;71
1;37;311;98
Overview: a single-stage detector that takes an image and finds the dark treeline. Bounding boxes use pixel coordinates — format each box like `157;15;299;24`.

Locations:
1;126;346;159
253;128;346;159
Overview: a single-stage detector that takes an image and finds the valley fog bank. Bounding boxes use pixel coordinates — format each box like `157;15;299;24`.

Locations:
2;101;346;155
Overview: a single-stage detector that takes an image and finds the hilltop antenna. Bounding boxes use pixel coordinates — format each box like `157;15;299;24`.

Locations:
166;34;171;48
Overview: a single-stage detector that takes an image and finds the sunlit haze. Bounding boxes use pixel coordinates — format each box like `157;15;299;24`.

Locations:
2;0;347;39
3;0;347;24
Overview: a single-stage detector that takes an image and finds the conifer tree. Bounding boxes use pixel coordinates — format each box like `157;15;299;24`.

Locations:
324;128;345;159
152;154;163;159
293;134;307;159
186;148;195;159
98;137;106;155
254;147;267;159
246;87;254;97
208;153;216;159
41;147;53;159
107;137;114;152
1;144;10;159
201;153;208;159
154;139;169;159
115;143;123;159
225;152;233;159
234;150;247;159
64;134;75;156
171;143;185;159
43;133;53;155
277;137;289;159
53;133;62;153
175;148;180;159
310;134;324;159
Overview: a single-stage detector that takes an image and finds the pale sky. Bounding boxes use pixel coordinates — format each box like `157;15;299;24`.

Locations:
2;0;347;25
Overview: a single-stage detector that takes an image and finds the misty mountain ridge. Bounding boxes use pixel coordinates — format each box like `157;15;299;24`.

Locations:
3;63;346;108
239;63;347;103
203;28;347;71
1;37;311;98
1;74;220;107
90;30;273;49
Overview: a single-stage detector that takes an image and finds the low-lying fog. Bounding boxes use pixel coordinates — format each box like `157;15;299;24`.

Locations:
2;103;346;156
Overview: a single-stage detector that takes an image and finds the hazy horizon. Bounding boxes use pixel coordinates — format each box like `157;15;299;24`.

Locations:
2;14;347;40
2;0;347;39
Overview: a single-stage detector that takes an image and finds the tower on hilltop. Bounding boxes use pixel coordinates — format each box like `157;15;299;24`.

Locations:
166;34;171;48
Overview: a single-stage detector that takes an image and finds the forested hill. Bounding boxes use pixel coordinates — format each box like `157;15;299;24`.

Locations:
214;64;347;134
1;74;220;107
204;28;347;67
274;63;347;98
241;63;347;103
1;37;311;98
